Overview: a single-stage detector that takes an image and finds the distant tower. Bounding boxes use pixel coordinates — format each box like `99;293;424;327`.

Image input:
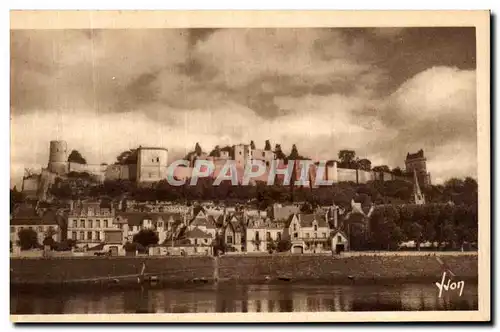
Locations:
413;169;426;205
48;140;68;175
136;146;168;183
233;144;251;168
405;149;431;186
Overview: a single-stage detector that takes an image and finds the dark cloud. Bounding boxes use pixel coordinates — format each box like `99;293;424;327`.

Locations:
10;27;477;185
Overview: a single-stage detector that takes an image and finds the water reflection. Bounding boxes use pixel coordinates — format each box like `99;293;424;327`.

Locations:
11;282;478;314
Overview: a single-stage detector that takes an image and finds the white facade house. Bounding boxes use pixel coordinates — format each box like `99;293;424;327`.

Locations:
66;202;116;247
246;218;285;253
331;229;349;253
284;213;331;254
10;206;61;246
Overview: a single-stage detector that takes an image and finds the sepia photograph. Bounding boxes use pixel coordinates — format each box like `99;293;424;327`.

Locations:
9;10;490;323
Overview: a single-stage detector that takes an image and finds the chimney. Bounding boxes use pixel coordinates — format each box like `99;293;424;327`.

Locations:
333;202;338;229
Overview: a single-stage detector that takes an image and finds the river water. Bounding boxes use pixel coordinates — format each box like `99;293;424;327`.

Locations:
11;282;477;314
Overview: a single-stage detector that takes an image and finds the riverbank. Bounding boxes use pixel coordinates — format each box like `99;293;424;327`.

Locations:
10;252;478;291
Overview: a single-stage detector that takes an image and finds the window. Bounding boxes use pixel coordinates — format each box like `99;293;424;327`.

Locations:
158;222;163;228
293;232;298;239
71;231;77;240
255;232;260;241
80;219;85;228
277;232;281;241
104;219;109;228
96;232;101;241
37;226;43;232
266;161;270;167
88;220;93;228
293;224;297;231
87;231;92;240
306;233;310;238
314;225;318;231
262;152;265;157
266;232;271;240
227;236;233;244
79;231;84;240
239;151;242;155
156;157;159;162
204;239;208;244
10;227;14;233
322;233;326;238
72;220;77;228
337;235;342;242
28;226;33;230
96;220;101;228
314;233;317;238
194;239;198;245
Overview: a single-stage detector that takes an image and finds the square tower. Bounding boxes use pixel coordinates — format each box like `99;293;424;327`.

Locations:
405;149;431;186
136;147;168;183
233;144;251;167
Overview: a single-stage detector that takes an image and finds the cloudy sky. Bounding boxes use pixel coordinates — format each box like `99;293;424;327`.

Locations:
10;27;477;186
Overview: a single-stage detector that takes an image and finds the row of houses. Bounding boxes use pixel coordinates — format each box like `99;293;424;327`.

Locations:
10;199;375;256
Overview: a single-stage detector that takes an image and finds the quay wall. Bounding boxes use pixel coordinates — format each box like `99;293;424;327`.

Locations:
10;253;478;286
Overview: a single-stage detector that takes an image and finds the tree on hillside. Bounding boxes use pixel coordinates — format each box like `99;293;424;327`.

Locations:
10;187;25;212
195;142;203;156
133;229;159;248
17;228;39;250
338;150;356;169
289;144;300;160
264;140;272;151
209;145;221;158
392;167;404;176
274;144;287;161
357;158;372;171
115;149;138;165
68;150;87;164
373;165;391;173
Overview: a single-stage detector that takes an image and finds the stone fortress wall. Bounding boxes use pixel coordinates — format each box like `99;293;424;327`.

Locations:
23;140;417;200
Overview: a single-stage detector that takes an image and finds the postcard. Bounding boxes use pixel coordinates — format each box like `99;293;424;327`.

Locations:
9;10;490;323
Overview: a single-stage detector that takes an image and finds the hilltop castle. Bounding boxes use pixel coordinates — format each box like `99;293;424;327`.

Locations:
21;140;430;202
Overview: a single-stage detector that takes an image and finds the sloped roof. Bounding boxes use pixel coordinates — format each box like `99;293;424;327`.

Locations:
298;213;328;228
332;229;348;240
116;212;183;226
190;215;216;229
185;227;213;239
12;204;39;218
11;209;59;226
273;205;300;221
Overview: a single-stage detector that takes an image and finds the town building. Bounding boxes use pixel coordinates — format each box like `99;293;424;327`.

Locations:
245;217;285;253
66;201;117;247
331;229;349;254
187;210;218;239
222;214;245;251
284;213;331;254
10;205;61;247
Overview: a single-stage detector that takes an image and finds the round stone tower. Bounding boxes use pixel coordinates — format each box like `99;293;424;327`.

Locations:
48;140;68;175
